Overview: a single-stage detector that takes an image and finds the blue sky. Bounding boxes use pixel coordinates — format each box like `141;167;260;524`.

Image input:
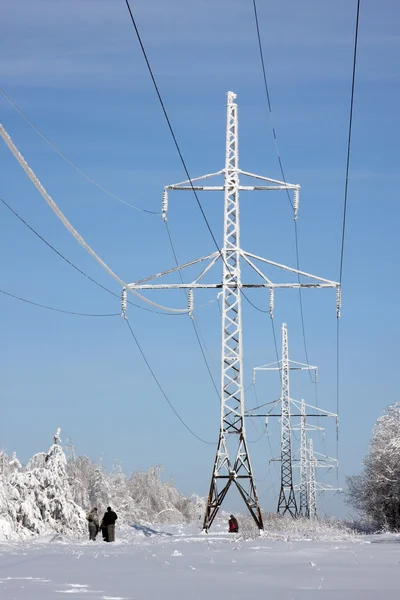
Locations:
1;0;399;518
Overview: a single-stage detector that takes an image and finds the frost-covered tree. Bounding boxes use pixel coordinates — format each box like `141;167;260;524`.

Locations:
67;455;95;510
0;450;10;476
347;402;400;530
26;452;47;471
128;466;198;523
9;451;22;473
9;443;86;536
0;432;205;541
109;463;140;524
89;465;111;512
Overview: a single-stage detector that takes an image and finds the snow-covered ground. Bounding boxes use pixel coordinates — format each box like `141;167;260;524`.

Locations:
1;522;399;599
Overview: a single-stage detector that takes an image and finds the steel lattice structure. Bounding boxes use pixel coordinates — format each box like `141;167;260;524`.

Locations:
126;92;340;531
252;325;318;517
251;325;338;518
277;324;298;516
308;438;318;519
299;400;309;517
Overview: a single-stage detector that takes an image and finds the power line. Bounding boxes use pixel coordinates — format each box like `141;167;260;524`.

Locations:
123;0;223;255
124;317;214;445
340;0;360;286
123;0;282;322
0;125;189;313
0;196;181;316
164;222;220;400
336;0;361;487
0;288;120;317
0;196;116;297
252;0;315;382
0;87;158;215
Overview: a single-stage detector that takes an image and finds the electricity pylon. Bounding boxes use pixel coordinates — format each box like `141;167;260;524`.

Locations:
252;324;317;517
308;438;318;519
250;325;338;517
296;399;325;517
126;92;340;531
278;323;297;516
300;400;310;517
306;433;341;519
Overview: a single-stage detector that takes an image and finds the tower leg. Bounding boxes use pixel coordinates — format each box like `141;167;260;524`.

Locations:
203;432;263;531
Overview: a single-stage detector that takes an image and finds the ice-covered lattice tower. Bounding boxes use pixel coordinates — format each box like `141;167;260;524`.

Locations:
125;92;340;531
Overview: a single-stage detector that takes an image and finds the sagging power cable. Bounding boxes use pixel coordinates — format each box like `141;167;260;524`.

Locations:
0;87;158;215
0;288;120;317
0;126;188;313
164;222;220;401
124;317;214;445
252;0;316;383
0;196;181;316
123;0;279;320
336;0;361;484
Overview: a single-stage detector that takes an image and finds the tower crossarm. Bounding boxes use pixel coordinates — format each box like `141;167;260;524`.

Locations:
291;398;338;419
126;252;220;287
165;170;299;191
243;251;339;288
238;170;300;188
165;170;225;188
165;185;297;192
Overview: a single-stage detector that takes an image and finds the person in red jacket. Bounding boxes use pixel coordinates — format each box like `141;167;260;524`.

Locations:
228;514;239;533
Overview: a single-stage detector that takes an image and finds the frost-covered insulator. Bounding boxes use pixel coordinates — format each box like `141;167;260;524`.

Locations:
162;189;169;222
269;287;275;318
336;286;341;318
121;287;128;319
188;288;194;316
265;416;269;430
293;188;300;221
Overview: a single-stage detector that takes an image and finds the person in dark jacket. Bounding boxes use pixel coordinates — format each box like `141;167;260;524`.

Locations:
101;506;118;542
228;514;239;533
86;507;99;541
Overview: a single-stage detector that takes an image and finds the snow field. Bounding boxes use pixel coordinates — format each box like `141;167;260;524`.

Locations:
1;524;400;599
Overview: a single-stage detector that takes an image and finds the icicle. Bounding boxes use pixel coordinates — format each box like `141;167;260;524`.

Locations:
336;286;341;318
121;287;127;319
269;287;275;318
265;416;269;430
162;189;169;222
188;288;194;317
293;188;300;220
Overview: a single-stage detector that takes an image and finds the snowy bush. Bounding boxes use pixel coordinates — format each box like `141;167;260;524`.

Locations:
9;444;86;537
0;435;205;541
233;513;355;541
127;466;199;524
0;451;10;476
346;402;400;531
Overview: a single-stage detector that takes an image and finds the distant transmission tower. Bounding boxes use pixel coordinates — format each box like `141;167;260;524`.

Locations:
308;438;317;519
299;400;309;517
253;324;317;517
126;92;340;531
277;323;297;516
296;400;328;517
251;325;339;517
